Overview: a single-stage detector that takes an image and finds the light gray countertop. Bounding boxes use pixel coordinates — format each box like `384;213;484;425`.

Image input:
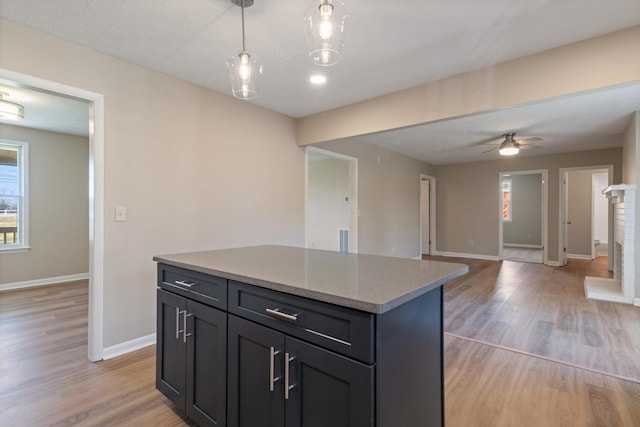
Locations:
153;245;468;314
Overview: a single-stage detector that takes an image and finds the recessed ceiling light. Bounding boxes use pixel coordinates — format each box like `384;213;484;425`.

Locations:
310;75;327;85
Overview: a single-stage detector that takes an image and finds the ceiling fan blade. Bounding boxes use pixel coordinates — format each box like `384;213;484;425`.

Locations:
483;146;499;153
516;137;542;145
477;138;503;146
518;144;540;150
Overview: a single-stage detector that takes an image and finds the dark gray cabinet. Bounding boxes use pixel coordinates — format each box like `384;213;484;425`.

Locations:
227;315;374;427
157;262;445;427
156;268;227;427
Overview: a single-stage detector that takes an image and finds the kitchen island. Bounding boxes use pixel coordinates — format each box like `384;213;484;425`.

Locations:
154;245;468;427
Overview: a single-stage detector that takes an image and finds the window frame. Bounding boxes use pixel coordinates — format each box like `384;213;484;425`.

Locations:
0;139;30;253
502;178;512;223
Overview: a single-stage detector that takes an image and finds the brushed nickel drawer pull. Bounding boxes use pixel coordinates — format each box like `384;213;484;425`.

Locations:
266;308;298;321
175;307;181;340
183;311;192;343
175;280;195;288
269;346;281;392
284;353;296;400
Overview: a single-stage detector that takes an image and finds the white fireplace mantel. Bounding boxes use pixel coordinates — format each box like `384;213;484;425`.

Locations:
585;184;636;304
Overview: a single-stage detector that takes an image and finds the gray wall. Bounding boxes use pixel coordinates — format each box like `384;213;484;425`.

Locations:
566;170;593;257
503;173;542;247
0;125;89;284
434;148;622;262
315;138;435;258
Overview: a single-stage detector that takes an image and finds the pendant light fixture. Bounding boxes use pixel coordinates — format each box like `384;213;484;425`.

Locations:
304;0;348;66
226;0;262;100
0;92;24;121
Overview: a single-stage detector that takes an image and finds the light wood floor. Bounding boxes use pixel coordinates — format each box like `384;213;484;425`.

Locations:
435;256;640;383
2;259;640;426
502;247;543;263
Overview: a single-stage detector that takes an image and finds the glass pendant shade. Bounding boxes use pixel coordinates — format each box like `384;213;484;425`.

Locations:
227;51;262;100
304;0;348;66
499;143;519;156
0;93;24;121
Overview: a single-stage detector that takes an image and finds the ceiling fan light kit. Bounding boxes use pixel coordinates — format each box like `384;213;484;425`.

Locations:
495;132;542;156
304;0;348;66
0;92;25;121
227;0;262;100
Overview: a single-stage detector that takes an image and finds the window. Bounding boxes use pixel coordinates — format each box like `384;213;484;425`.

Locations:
0;140;29;252
502;179;512;222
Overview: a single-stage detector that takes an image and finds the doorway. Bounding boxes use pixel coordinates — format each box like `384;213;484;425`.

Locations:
420;175;436;256
0;68;105;361
499;170;548;264
559;165;613;267
305;147;358;253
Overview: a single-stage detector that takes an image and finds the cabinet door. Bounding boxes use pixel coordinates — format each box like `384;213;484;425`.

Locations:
285;337;374;427
185;300;227;427
156;289;187;410
228;315;285;427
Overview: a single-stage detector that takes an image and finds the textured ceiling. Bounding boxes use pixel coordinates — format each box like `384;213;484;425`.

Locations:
2;0;639;118
0;0;639;163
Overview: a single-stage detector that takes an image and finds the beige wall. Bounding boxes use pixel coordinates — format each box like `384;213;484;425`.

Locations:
622;112;640;300
0;19;305;348
566;170;593;257
298;26;640;145
503;173;542;247
0;125;89;283
434;148;622;262
315;139;435;258
307;158;350;251
623;112;638;184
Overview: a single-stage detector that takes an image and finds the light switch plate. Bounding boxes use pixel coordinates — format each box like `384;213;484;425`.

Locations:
115;206;126;222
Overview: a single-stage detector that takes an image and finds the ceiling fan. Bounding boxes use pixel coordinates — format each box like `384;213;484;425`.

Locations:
481;133;543;156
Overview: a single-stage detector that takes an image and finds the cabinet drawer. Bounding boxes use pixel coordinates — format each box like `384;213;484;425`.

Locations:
228;281;374;364
158;264;227;310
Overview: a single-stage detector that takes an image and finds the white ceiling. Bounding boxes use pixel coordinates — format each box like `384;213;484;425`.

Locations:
1;0;639;163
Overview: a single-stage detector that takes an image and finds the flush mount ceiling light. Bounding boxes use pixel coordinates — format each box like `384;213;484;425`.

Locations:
498;133;520;156
0;92;24;121
226;0;262;100
304;0;348;66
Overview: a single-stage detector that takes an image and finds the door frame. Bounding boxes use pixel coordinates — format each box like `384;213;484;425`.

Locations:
559;164;613;268
591;172;609;260
419;175;436;256
305;147;358;253
0;68;105;362
498;170;548;264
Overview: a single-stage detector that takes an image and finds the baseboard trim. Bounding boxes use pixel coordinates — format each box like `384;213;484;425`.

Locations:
567;254;593;260
545;260;562;267
0;273;89;292
503;244;543;249
102;333;156;360
432;251;500;261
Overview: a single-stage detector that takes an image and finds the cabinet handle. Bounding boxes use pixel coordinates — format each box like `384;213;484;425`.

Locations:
175;307;181;340
175;280;195;288
269;346;281;392
284;353;296;400
266;308;298;322
183;310;192;343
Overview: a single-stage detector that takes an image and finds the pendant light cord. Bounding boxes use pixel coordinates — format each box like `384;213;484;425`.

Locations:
241;0;246;52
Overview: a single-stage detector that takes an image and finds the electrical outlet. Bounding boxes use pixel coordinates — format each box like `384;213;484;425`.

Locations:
468;240;474;247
